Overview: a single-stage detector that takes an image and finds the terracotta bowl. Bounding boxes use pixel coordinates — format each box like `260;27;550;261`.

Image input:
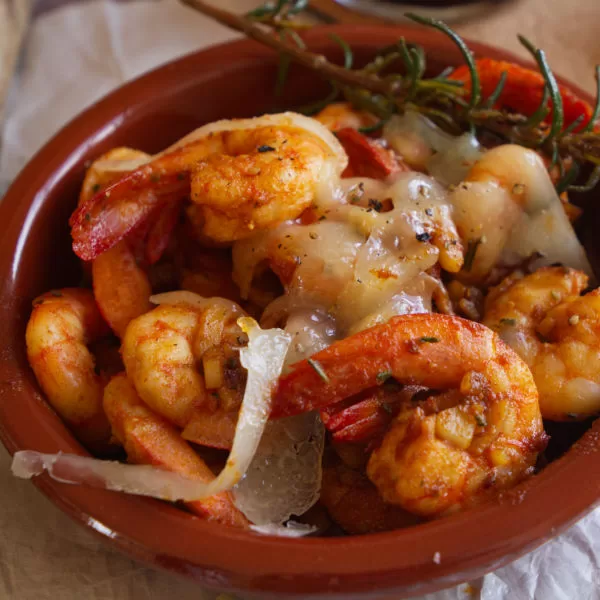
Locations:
1;24;600;599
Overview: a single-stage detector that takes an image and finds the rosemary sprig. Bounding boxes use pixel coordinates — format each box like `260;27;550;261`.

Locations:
180;0;600;192
481;70;507;109
584;66;600;132
518;35;563;142
406;13;481;108
180;0;400;96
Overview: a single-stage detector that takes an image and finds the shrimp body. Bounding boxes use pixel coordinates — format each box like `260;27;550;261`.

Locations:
25;289;112;448
81;148;174;338
450;145;591;283
484;266;600;420
103;373;248;527
313;102;377;132
121;300;247;448
190;125;337;242
273;314;546;517
70;113;347;260
92;241;152;338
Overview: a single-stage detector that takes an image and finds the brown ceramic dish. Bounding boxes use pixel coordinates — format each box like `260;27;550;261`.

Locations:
1;25;600;599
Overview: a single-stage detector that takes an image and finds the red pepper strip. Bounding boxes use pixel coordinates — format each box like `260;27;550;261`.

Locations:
336;128;406;179
449;58;597;132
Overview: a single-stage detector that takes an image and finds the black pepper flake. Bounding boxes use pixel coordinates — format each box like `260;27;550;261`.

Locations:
177;172;186;181
425;208;433;217
84;213;91;222
319;215;327;221
309;232;318;240
368;198;383;212
416;232;432;242
92;183;101;193
500;318;517;326
258;145;276;153
419;336;439;343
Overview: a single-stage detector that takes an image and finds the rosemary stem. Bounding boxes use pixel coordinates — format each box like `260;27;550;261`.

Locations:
180;0;400;96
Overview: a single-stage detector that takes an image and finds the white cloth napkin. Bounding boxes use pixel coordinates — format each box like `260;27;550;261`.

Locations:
1;1;599;599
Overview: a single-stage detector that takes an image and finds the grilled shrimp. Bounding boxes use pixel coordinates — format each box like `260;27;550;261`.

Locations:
450;144;591;284
81;148;177;337
70;113;347;260
25;289;112;448
483;266;600;421
79;147;151;206
103;373;248;527
92;241;152;338
313;102;377;132
121;298;247;449
273;314;546;517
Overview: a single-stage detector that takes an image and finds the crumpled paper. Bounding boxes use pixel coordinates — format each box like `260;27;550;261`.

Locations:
1;1;599;599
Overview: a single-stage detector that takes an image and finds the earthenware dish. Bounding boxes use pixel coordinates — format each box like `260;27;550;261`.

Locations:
1;25;599;599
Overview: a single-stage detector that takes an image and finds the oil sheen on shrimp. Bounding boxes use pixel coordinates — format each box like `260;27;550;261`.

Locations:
272;314;546;517
484;266;600;421
70;113;348;260
25;289;112;448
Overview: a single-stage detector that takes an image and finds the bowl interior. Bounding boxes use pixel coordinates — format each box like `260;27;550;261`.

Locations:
1;25;600;599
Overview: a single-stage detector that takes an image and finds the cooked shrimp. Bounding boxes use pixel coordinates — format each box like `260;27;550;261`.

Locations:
103;373;248;527
81;148;176;338
483;266;600;421
273;314;546;517
450;144;591;284
70;113;347;260
121;299;247;449
313;102;377;132
25;289;112;448
320;456;420;534
79;147;151;206
92;241;152;338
